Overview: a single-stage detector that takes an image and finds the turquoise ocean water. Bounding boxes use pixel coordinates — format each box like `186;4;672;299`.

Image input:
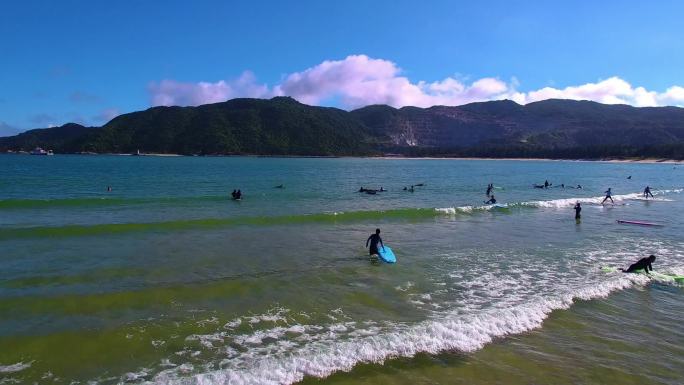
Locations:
1;155;682;384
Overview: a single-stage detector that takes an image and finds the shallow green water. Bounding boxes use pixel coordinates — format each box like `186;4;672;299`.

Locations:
0;155;682;384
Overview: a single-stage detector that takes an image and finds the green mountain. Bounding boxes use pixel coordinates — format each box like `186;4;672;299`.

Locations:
2;97;684;158
0;123;97;152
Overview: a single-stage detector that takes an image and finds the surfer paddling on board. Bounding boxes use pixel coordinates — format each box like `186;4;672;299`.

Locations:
602;188;614;204
643;186;654;198
620;255;656;273
366;228;384;257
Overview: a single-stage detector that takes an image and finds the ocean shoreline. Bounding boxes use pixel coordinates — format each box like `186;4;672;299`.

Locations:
3;151;682;163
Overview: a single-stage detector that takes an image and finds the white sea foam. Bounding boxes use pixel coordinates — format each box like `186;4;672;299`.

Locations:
0;361;33;373
147;261;675;385
129;233;684;385
433;189;682;213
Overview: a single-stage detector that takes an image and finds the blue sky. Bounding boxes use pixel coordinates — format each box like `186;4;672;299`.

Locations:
1;0;683;135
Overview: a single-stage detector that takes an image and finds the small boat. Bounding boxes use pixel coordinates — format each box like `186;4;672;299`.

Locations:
30;147;53;155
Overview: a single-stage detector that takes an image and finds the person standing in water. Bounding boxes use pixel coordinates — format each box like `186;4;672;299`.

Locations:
366;228;384;256
574;202;582;220
602;188;614;204
643;186;654;198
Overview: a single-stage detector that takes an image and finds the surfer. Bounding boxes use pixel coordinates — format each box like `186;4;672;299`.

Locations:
106;186;112;192
275;184;284;189
359;187;365;193
484;195;497;204
486;183;493;197
231;190;237;199
601;188;614;204
643;186;654;198
366;228;384;256
544;180;550;189
573;202;582;220
379;187;385;192
577;184;582;189
620;255;656;273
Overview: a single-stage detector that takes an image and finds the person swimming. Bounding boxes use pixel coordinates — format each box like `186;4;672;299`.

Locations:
620;255;656;273
643;186;654;198
366;228;384;256
602;188;614;204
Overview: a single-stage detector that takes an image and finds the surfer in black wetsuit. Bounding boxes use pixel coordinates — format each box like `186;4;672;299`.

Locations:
486;183;493;197
574;202;581;220
643;186;654;198
544;180;550;189
366;228;384;256
485;195;496;204
620;255;656;273
602;188;614;204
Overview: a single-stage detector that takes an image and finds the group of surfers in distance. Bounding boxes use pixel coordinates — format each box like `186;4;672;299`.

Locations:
358;184;427;194
359;186;386;195
534;180;583;189
230;189;242;200
403;183;425;192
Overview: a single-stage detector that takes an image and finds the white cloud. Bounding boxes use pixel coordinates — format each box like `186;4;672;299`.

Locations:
149;71;270;107
147;55;684;109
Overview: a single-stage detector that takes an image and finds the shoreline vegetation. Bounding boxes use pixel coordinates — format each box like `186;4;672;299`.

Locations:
2;151;682;163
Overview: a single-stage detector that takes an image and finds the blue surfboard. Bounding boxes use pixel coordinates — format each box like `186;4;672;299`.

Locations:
377;246;396;263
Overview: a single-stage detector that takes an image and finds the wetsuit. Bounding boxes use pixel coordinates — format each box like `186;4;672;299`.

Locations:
602;189;614;204
574;204;581;219
366;233;384;256
644;187;654;198
621;256;655;273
